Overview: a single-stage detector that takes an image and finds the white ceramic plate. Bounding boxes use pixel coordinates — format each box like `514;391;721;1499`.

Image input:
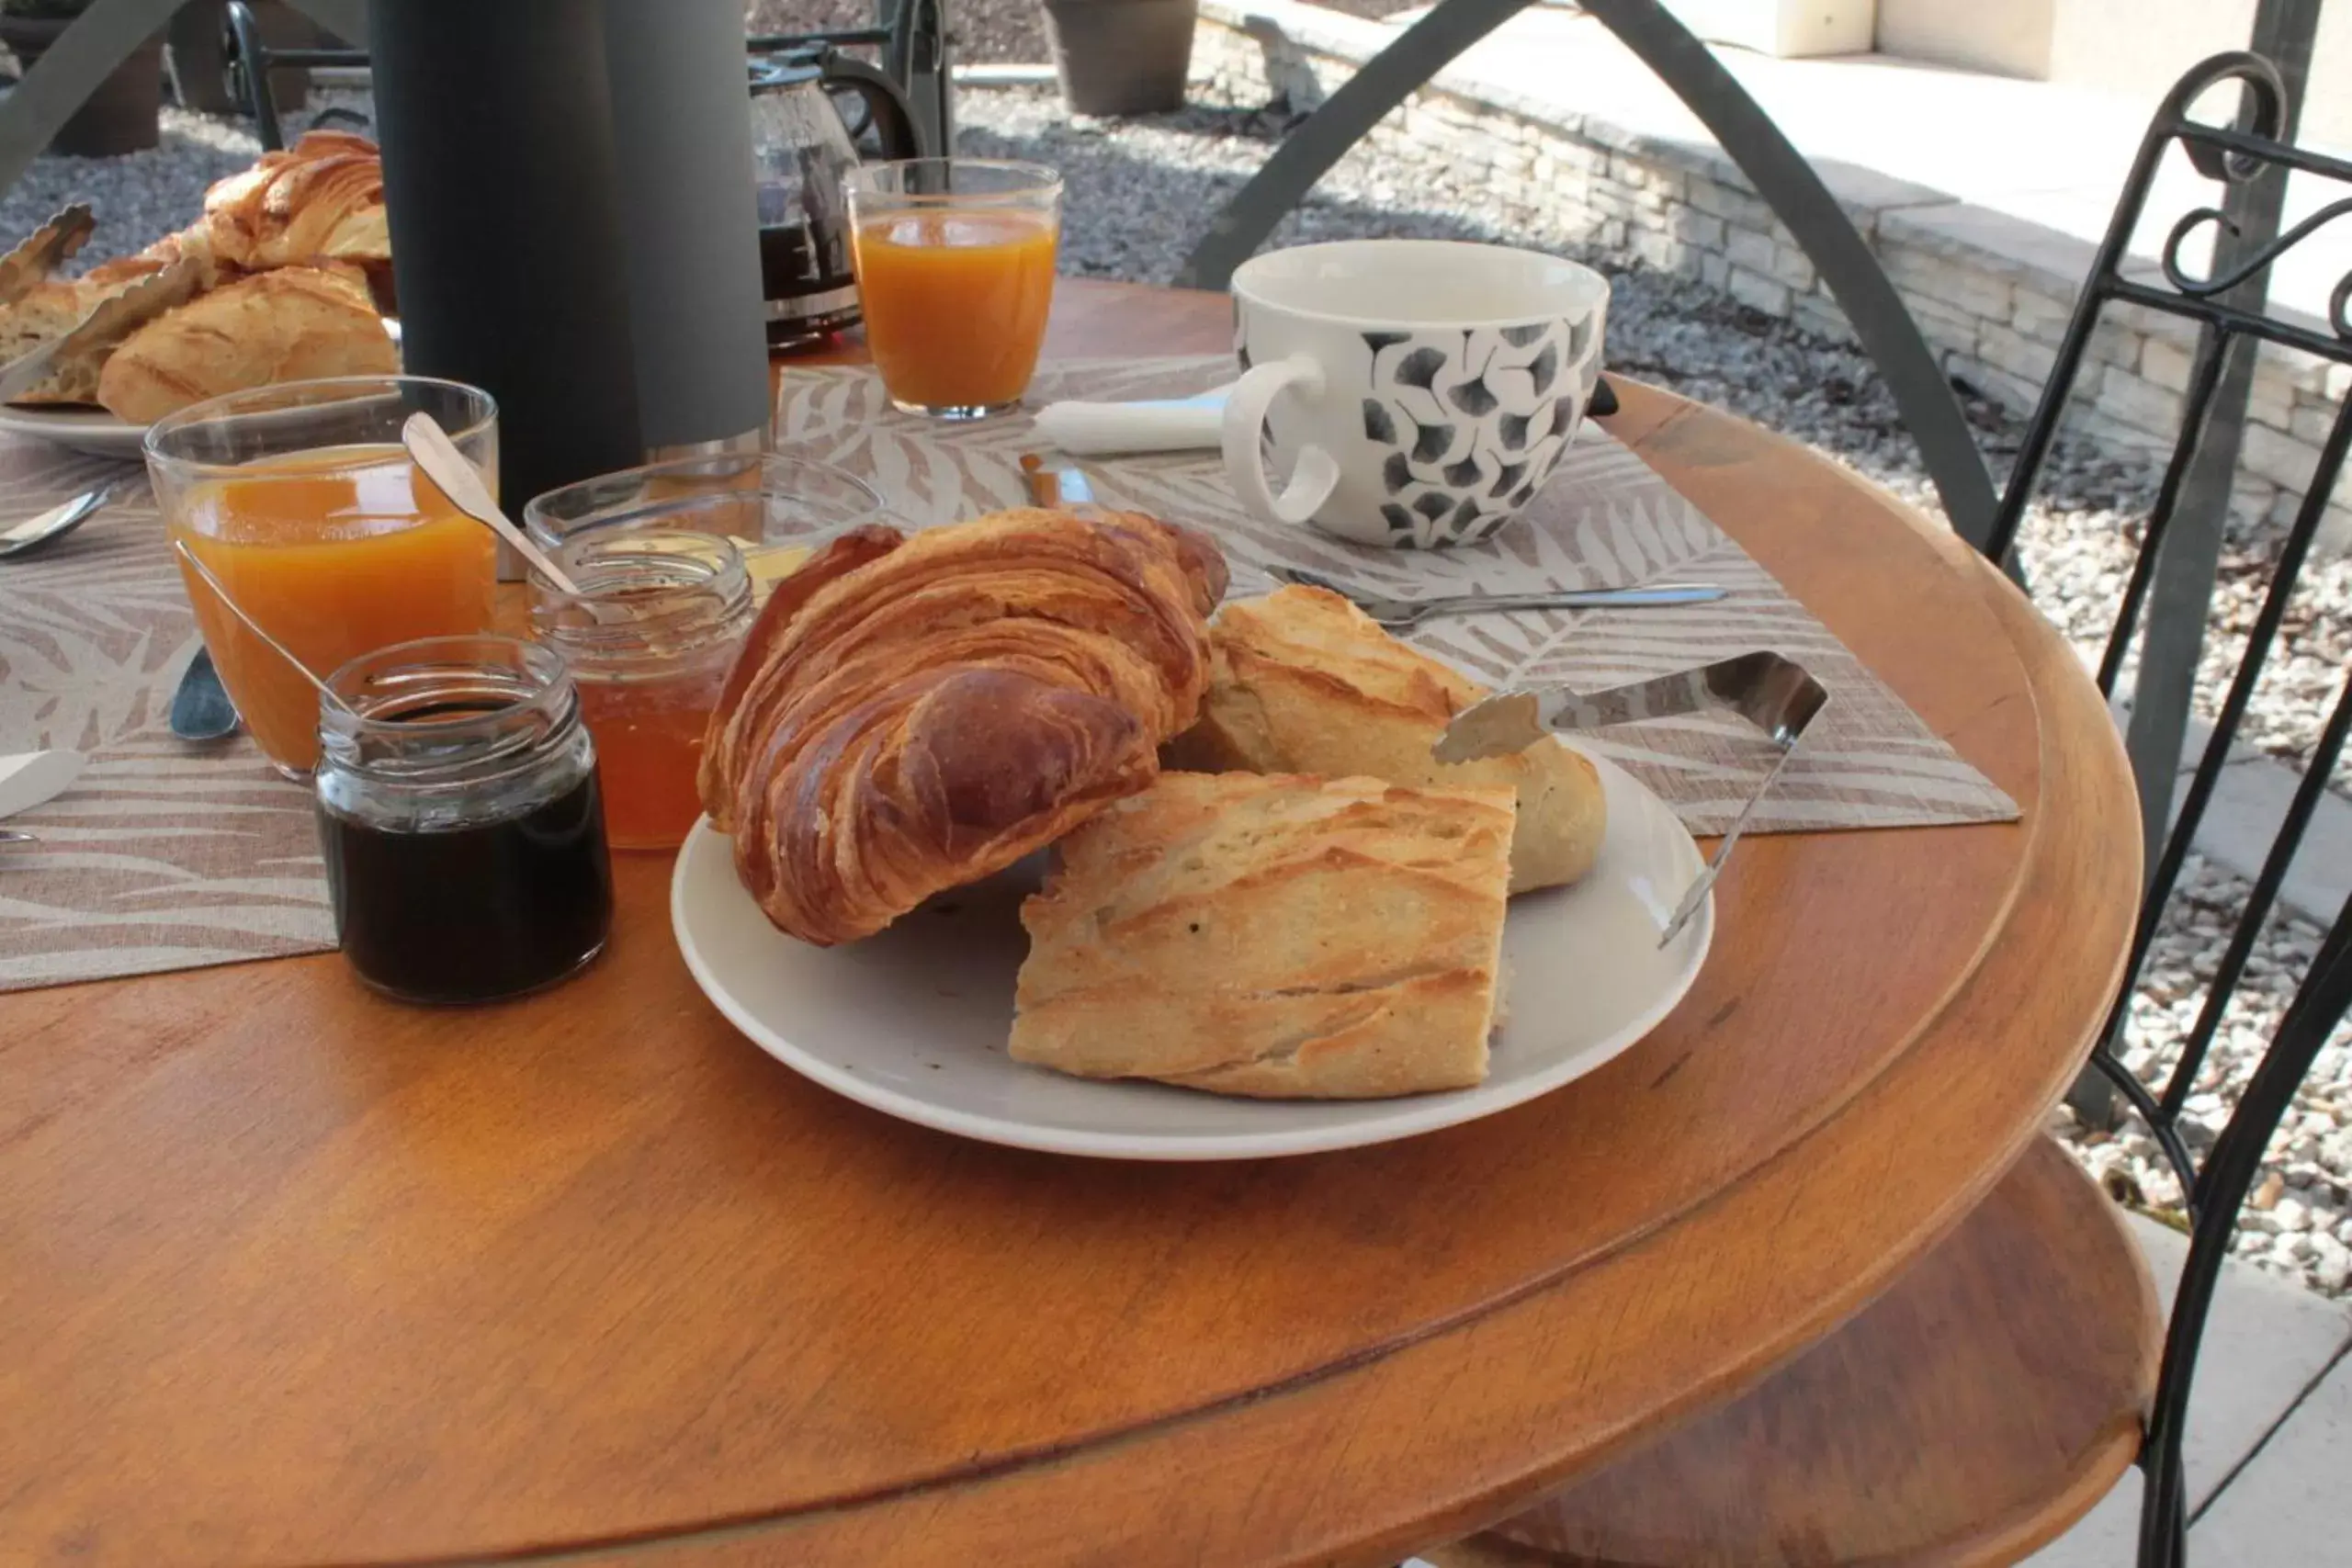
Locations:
671;748;1713;1160
0;404;148;459
0;321;404;461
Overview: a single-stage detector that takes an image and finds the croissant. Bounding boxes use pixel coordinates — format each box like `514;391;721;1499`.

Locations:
185;130;389;277
699;507;1228;946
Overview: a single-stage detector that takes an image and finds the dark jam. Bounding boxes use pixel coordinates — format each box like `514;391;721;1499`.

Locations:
318;771;615;1005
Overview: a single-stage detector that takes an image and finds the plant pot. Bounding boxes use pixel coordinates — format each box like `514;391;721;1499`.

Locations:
1041;0;1196;117
0;14;164;157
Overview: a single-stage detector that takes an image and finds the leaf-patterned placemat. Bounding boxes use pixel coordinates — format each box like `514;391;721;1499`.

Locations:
774;355;2019;837
0;451;335;994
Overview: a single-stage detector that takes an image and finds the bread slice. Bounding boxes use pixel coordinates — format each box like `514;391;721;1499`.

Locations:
1165;584;1605;894
1011;771;1514;1099
96;262;396;423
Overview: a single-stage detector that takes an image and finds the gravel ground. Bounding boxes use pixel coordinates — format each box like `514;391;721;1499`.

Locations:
2;82;2346;1293
746;0;1049;65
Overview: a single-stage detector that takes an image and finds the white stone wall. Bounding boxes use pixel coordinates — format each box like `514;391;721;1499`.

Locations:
1193;4;2350;546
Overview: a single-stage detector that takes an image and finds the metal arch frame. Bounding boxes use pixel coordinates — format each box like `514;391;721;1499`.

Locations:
1174;0;2000;547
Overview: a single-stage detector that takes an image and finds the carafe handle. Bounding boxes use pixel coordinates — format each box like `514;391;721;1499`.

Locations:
820;55;925;162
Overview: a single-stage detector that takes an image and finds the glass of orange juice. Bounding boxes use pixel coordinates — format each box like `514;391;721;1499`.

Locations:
145;377;501;779
843;158;1061;419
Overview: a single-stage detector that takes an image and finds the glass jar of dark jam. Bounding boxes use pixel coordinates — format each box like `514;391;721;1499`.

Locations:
315;635;614;1004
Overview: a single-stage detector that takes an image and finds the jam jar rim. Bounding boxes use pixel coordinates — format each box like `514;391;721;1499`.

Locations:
318;634;584;794
529;527;755;665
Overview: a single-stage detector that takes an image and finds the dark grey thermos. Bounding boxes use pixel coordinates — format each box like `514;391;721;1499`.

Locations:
600;0;769;457
370;0;769;506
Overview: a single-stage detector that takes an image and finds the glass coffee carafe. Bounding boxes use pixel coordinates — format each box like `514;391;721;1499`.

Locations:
749;53;922;351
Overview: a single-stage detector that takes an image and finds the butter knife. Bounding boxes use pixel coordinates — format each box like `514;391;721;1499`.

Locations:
1435;651;1828;946
0;254;203;406
0;204;95;309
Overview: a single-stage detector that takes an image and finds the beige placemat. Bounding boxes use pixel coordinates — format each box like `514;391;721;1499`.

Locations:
0;454;335;993
0;356;2016;993
775;355;2020;838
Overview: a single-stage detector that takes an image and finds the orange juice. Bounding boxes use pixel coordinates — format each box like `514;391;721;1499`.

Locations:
172;445;497;773
852;210;1057;410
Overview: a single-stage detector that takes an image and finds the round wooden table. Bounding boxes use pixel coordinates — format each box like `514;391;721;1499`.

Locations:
0;280;2140;1567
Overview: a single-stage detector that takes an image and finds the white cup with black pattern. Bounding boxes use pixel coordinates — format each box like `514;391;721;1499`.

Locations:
1221;239;1609;548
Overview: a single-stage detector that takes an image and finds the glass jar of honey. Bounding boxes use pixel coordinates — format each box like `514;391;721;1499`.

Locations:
315;636;613;1004
529;531;754;852
524;452;885;852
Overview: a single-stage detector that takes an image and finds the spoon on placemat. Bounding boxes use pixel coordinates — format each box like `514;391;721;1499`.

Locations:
0;480;117;560
169;647;239;742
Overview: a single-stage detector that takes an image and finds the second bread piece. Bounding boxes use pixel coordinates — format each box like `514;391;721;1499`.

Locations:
96;263;397;423
1012;771;1514;1099
1166;584;1604;893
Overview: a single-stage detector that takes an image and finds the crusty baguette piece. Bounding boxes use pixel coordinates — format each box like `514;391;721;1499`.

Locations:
1012;771;1514;1099
1165;584;1605;893
96;263;396;423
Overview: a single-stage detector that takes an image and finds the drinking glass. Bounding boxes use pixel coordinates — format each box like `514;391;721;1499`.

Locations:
145;377;501;778
842;158;1062;419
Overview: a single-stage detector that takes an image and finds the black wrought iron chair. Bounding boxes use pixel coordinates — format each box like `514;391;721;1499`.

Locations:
217;0;954;157
1335;42;2349;1568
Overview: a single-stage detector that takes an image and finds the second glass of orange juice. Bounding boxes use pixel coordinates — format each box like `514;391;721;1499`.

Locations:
144;378;501;778
844;158;1061;419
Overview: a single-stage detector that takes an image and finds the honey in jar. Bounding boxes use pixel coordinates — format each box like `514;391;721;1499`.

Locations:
529;530;753;852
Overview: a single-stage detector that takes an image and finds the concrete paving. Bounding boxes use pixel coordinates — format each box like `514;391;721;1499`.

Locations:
1377;5;2348;333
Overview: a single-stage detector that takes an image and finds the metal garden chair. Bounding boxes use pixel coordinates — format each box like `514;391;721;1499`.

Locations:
0;0;951;167
1405;44;2352;1567
218;0;954;157
1173;11;2352;1561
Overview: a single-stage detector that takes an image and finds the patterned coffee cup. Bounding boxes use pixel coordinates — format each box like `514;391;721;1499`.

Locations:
1222;240;1609;548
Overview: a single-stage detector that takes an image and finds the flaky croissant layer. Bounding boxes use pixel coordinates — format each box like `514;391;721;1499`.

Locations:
700;507;1228;945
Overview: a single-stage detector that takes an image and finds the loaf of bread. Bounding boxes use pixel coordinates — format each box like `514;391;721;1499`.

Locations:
1012;771;1514;1099
1165;585;1605;893
96;263;397;423
699;508;1228;946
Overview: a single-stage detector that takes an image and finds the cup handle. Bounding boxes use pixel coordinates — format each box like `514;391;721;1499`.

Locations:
1220;355;1340;527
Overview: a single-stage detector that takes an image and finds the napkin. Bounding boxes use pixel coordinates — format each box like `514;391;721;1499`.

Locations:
1030;388;1228;456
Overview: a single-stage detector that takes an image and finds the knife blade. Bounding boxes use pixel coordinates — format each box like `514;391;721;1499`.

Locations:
0;254;203;406
0;204;95;309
